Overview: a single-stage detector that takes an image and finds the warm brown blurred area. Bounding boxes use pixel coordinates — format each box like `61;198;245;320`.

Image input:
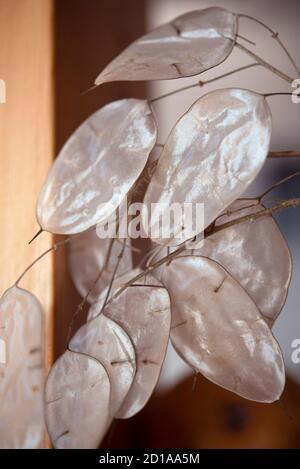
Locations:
102;374;300;449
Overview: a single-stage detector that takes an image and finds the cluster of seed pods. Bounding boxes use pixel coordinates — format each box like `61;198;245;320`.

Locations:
0;7;294;448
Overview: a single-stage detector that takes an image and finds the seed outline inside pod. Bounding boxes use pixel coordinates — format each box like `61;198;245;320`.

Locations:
162;256;285;403
144;88;272;246
36;99;157;234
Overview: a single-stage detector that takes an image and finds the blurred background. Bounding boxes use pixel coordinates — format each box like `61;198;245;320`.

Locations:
1;0;300;449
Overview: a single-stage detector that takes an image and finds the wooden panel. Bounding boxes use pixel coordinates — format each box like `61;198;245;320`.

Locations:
54;0;146;356
0;0;54;371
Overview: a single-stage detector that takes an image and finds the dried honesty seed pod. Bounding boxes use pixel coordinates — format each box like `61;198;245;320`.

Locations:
88;279;171;418
70;314;136;415
196;199;292;325
45;350;110;449
0;286;44;449
95;7;237;85
68;228;132;303
37;99;157;234
151;199;292;325
162;257;285;403
144;89;272;245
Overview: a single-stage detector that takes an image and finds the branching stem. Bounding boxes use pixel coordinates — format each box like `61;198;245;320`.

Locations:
238;14;300;76
234;41;293;83
108;197;300;303
149;63;260;104
15;237;70;287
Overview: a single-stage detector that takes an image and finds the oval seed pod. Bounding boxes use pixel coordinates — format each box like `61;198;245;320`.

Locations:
162;257;285;403
37;99;157;234
95;7;237;85
45;350;110;449
0;286;44;449
89;279;171;418
68;228;132;303
70;314;136;415
143;89;272;245
196;199;292;325
151;199;292;325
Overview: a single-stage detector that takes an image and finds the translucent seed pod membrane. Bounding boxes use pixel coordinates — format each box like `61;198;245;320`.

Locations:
88;280;171;419
36;99;157;234
45;350;111;449
70;314;136;416
162;257;285;403
95;7;237;85
0;287;44;449
144;89;272;245
151;199;292;325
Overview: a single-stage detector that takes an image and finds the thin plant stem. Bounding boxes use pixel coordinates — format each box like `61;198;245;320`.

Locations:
211;198;300;234
234;41;293;83
258;170;300;200
238;14;300;76
155;144;300;158
66;237;115;343
149;63;260;104
15;237;70;287
269;150;300;158
236;33;256;46
107;197;300;303
97;237;127;317
264;92;293;98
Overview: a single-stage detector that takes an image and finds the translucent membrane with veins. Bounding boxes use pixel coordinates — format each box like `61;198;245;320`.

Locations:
68;229;132;303
37;99;157;234
45;350;110;449
152;199;292;325
0;286;44;449
95;7;237;85
70;314;136;416
88;279;171;418
143;89;272;245
162;257;285;403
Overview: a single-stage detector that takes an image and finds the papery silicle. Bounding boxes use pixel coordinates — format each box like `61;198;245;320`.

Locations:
45;350;110;449
70;314;136;415
162;257;285;403
37;99;157;234
152;199;292;325
95;7;237;85
88;279;171;418
144;89;272;245
0;286;44;449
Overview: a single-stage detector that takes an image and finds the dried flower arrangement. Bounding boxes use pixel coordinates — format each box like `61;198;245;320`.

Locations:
0;6;299;449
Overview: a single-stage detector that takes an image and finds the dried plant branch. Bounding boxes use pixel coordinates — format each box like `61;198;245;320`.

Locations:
238;14;300;76
234;41;293;83
66;237;115;343
149;63;260;104
15;237;71;287
236;33;256;46
264;92;293;98
97;237;127;318
108;197;300;303
269;151;300;158
258;170;300;200
155;145;300;159
211;198;300;234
